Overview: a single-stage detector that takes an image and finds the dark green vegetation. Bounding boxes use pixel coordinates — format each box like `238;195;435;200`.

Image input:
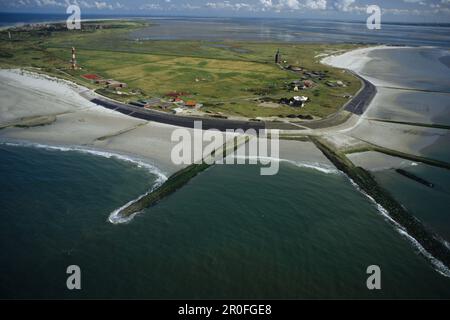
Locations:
0;20;362;119
310;136;450;270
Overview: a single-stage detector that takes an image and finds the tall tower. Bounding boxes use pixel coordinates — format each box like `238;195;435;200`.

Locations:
275;49;281;64
71;47;77;70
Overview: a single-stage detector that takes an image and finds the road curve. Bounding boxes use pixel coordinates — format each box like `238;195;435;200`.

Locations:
343;72;377;116
82;73;376;132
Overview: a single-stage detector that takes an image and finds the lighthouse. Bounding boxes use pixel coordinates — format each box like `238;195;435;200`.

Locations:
275;49;281;64
71;47;77;70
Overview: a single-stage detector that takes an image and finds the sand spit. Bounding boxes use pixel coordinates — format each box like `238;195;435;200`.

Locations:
321;45;393;73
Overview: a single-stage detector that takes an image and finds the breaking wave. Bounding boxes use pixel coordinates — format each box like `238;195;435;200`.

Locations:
346;176;450;278
2;140;166;181
107;182;164;225
1;140;168;224
232;155;339;174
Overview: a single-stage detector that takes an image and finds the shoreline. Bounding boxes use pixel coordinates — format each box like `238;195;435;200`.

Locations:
0;138;169;181
0;42;425;170
0;17;136;31
6;60;362;131
0;68;335;174
0;43;415;174
2;45;450;277
310;136;450;277
0;68;185;175
315;45;450;275
1;19;371;131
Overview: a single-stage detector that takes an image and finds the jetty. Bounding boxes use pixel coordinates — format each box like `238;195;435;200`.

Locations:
110;134;251;222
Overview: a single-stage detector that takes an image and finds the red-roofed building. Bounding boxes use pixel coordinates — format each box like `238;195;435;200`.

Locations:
185;100;197;107
82;74;101;80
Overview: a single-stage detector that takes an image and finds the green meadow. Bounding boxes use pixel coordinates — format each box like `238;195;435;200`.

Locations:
0;21;362;119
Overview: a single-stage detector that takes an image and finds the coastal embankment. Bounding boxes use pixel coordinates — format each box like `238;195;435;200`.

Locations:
2;44;450;277
310;136;450;276
0;69;334;172
108;135;250;223
316;45;450;275
0;68;334;216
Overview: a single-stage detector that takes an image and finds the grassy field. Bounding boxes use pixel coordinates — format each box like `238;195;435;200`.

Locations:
0;20;363;119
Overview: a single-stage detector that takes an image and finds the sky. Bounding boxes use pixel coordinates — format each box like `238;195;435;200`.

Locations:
1;0;450;22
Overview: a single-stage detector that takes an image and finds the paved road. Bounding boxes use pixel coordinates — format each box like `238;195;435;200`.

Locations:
343;73;377;116
82;73;376;132
83;94;265;131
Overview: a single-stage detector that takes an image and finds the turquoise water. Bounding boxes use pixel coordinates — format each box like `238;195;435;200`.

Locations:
1;144;450;299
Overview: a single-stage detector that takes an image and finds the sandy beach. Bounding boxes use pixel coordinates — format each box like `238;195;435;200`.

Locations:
321;45;450;169
321;45;391;73
2;13;450;298
2;44;448;174
0;69;334;176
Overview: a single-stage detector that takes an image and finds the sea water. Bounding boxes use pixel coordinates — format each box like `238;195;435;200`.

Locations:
1;143;450;299
1;14;450;299
129;17;450;48
2;13;450;48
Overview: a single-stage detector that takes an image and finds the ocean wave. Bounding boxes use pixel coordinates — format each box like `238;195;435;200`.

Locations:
346;177;450;278
232;155;339;174
107;182;163;225
1;140;167;183
1;140;169;224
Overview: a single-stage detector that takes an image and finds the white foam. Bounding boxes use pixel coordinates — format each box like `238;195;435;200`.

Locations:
1;140;166;182
346;176;450;278
1;140;169;224
107;182;163;225
231;155;339;174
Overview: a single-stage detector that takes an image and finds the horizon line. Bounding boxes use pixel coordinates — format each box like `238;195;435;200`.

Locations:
1;11;450;26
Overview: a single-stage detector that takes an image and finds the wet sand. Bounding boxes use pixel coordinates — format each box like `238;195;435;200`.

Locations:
322;45;450;167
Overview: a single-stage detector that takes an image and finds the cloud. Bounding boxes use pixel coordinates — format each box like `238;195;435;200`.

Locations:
1;0;449;19
328;0;355;12
75;0;126;10
139;3;163;10
281;0;301;10
33;0;66;7
40;0;65;6
258;0;359;12
94;1;111;9
205;1;255;11
260;0;326;11
304;0;327;10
